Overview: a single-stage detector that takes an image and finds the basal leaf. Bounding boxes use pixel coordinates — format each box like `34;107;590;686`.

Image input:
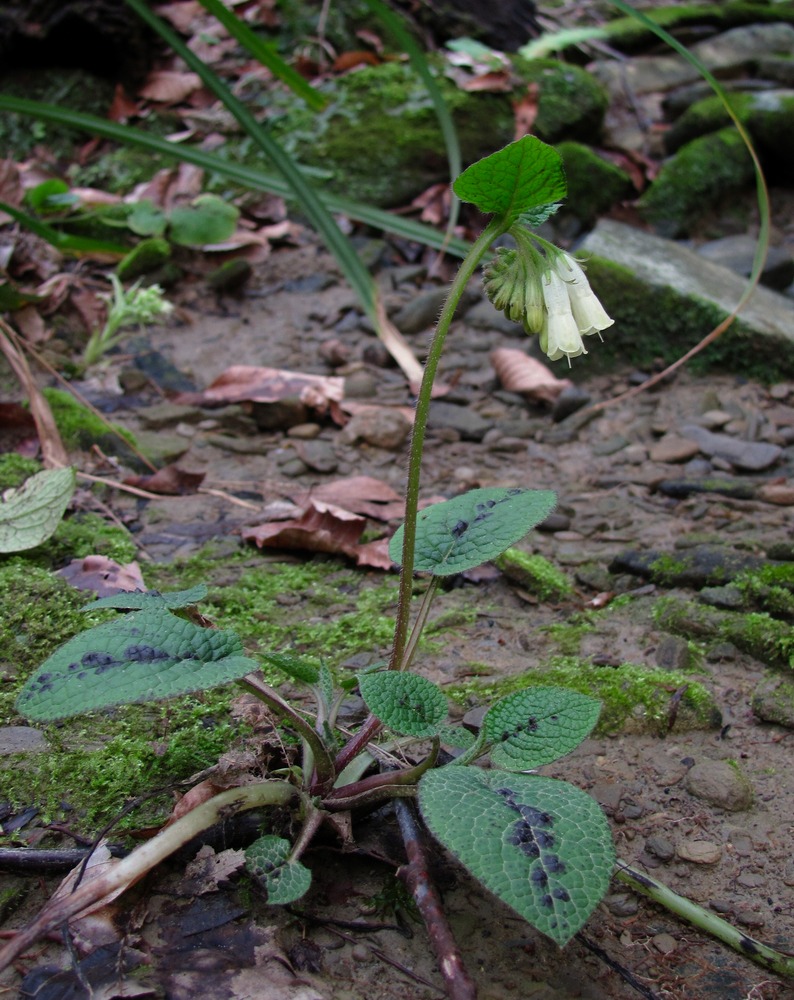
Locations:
16;607;257;721
168;193;239;246
419;767;614;946
483;687;601;770
83;584;209;611
358;671;447;738
453;137;567;225
389;488;556;576
245;835;312;905
127;199;167;237
261;651;321;685
0;467;76;553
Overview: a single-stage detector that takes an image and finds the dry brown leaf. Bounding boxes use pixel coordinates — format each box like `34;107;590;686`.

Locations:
490;347;572;404
13;304;47;344
153;0;204;33
58;555;147;595
108;83;141;122
514;83;540;140
243;502;366;556
177;365;345;411
183;845;246;894
460;70;513;92
289;475;403;521
333;50;381;72
169;779;226;823
410;182;451;226
139;70;204;104
123;463;206;495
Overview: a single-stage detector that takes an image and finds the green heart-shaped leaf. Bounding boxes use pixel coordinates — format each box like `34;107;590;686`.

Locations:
246;835;311;905
453;137;567;225
358;671;447;737
390;487;556;577
419;767;614;946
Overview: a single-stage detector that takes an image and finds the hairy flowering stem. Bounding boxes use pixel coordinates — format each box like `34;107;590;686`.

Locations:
333;220;503;777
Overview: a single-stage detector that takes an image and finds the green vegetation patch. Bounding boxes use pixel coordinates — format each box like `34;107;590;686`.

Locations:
512;59;608;144
495;548;574;602
556;141;634;224
447;656;718;736
42;387;140;456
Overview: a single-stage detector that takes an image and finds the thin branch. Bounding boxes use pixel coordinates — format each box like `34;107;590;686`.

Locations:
394;797;477;1000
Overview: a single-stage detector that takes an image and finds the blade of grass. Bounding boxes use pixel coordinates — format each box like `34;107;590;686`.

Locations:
595;0;770;395
0;96;471;258
0;200;127;258
196;0;326;112
123;0;380;325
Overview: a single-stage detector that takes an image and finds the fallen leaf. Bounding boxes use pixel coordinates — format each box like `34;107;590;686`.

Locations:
124;464;206;495
177;365;345;412
153;0;204;33
289;475;403;521
490;347;572;404
183;845;246;894
13;304;47;343
460;70;513;92
58;555;147;595
169;779;226;823
514;83;540;140
333;50;380;72
139;71;204;103
108;83;141;122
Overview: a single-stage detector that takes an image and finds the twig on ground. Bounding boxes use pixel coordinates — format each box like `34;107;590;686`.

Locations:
393;797;477;1000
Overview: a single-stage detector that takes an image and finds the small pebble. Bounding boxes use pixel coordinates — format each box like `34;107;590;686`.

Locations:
351;944;370;963
676;840;722;864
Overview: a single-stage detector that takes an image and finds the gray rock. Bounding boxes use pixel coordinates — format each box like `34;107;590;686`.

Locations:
684;759;754;811
645;835;675;862
679;423;782;471
393;287;476;334
609;544;761;588
427;401;491;441
137;402;205;430
579;220;794;379
0;726;48;754
697;234;794;291
340;408;411;450
294;439;338;473
655;634;693;671
752;673;794;728
552;384;591;422
699;585;747;611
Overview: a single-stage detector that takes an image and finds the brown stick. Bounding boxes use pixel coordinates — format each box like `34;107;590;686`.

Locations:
393;797;477;1000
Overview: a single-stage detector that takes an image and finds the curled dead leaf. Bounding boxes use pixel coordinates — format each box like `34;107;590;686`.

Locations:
123;464;206;496
58;555;147;596
490;347;572;404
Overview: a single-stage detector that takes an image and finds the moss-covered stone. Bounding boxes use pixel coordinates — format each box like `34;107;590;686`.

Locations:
752;672;794;727
665;90;794;178
447;656;720;736
655;597;794;671
269;61;513;208
603;2;794;51
511;59;608;143
639;127;755;237
41;387;140;459
555;141;634;224
495;548;574;602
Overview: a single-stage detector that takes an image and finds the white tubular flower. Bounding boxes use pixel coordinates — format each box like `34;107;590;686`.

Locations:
540;268;588;363
555;254;614;336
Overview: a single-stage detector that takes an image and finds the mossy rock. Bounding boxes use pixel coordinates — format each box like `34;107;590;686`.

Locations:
268;61;513;208
638;127;755;237
448;656;720;736
511;58;608;143
665;90;794;177
555;141;633;224
494;548;573;602
603;2;794;52
578;219;794;380
42;387;143;465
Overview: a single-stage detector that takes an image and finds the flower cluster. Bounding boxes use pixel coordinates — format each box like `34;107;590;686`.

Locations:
483;237;613;365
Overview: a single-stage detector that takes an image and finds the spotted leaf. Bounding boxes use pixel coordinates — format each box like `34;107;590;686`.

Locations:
419;767;614;946
245;835;311;905
484;687;601;770
390;487;556;577
358;671;447;738
16;606;257;721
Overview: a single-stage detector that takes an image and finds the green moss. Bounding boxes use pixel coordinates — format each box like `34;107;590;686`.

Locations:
655;597;794;670
555;142;633;224
446;656;719;736
41;387;139;457
603;2;794;51
649;554;692;587
542;619;596;656
511;59;608;143
495;548;574;602
0;454;41;489
734;563;794;620
639;128;755;238
582;256;794;380
268;61;513;207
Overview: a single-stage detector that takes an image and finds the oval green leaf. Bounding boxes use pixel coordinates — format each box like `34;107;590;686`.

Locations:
419;767;614;946
83;584;209;611
390;487;556;577
484;687;601;770
16;606;257;721
453;137;567;225
245;835;312;905
358;671;447;738
0;467;76;553
169;193;239;246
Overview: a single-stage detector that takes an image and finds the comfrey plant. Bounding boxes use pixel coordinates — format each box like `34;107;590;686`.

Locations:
5;138;791;993
83;274;173;368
